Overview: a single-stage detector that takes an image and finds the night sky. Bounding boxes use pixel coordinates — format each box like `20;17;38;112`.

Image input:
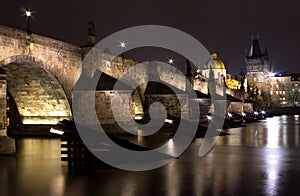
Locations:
1;0;299;75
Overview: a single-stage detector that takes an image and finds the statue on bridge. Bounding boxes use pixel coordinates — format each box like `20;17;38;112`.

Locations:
87;20;96;46
88;20;96;36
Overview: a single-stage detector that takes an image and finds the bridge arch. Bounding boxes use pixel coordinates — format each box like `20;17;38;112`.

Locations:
0;55;72;126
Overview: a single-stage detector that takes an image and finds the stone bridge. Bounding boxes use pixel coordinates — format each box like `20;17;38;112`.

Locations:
0;25;82;126
0;25;188;131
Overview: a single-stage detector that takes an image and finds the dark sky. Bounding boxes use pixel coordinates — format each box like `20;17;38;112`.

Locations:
1;0;300;75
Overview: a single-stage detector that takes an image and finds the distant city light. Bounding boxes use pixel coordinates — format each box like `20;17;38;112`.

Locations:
268;72;275;77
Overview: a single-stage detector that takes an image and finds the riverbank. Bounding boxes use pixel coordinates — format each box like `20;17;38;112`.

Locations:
265;106;300;116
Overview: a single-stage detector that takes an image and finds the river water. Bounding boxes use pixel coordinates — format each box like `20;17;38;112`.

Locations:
1;115;300;196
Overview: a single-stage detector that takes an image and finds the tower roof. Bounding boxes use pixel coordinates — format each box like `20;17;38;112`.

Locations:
248;38;262;58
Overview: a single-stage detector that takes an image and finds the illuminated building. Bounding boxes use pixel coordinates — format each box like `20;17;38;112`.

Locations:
196;52;241;96
268;73;300;106
202;52;227;81
245;37;270;91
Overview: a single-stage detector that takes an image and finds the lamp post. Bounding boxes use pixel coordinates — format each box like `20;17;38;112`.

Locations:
25;9;32;34
119;41;126;59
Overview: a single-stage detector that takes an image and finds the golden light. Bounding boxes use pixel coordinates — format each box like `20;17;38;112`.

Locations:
22;119;58;125
225;78;241;90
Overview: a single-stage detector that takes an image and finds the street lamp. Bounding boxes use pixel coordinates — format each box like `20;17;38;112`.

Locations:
168;57;175;65
24;9;33;34
119;41;127;59
120;41;126;49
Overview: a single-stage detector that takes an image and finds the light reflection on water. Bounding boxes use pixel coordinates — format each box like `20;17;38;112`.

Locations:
1;116;300;195
266;117;281;148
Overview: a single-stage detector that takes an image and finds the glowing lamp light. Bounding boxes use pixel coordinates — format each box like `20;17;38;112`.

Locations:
228;112;232;117
25;10;32;17
165;119;173;124
207;115;212;120
242;112;246;116
261;111;266;114
254;112;258;115
50;128;64;135
119;41;126;48
168;57;175;64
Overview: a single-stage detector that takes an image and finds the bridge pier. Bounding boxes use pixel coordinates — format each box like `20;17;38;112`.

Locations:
0;134;16;155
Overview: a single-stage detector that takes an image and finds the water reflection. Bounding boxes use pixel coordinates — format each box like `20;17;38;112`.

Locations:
1;116;300;195
266;117;281;148
218;116;300;149
0;138;66;196
263;149;281;196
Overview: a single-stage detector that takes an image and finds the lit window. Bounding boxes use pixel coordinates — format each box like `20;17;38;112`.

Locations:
283;97;286;101
276;91;279;95
276;85;279;88
104;60;111;67
283;91;285;95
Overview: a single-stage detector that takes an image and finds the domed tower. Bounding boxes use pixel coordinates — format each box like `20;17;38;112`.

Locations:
202;52;227;81
201;52;227;96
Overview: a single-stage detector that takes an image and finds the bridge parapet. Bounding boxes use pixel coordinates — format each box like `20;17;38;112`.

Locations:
0;25;82;101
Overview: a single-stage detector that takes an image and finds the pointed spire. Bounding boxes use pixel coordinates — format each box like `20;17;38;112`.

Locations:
248;37;262;58
264;47;268;56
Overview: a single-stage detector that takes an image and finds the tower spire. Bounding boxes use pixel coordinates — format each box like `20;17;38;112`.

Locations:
248;37;262;58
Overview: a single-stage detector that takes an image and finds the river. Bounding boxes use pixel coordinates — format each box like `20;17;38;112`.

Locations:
1;115;300;195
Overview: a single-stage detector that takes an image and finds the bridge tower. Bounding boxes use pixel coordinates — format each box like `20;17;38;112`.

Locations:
245;37;270;92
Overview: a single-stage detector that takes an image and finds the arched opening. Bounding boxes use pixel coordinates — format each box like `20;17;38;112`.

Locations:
1;59;72;135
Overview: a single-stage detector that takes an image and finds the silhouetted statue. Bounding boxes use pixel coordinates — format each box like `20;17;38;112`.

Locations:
88;20;96;36
87;20;96;46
